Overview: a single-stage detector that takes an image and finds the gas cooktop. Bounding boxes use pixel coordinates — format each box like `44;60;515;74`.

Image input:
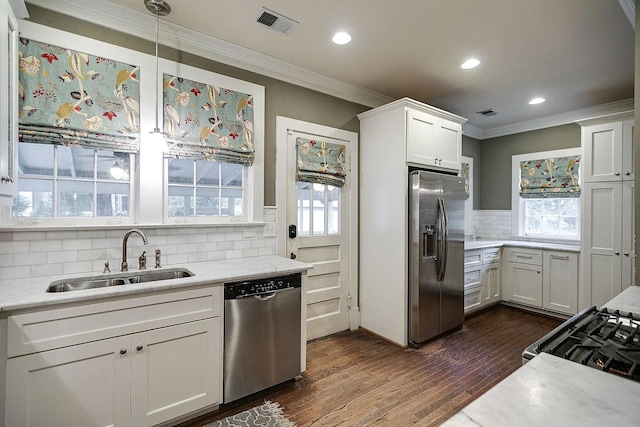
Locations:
524;306;640;382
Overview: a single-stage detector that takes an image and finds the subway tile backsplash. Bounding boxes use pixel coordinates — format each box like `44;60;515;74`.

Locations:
0;207;277;281
472;210;512;240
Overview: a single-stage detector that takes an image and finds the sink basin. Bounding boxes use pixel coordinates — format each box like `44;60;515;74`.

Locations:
46;268;194;293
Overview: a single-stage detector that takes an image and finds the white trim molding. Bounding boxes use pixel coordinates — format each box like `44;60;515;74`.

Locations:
618;0;635;30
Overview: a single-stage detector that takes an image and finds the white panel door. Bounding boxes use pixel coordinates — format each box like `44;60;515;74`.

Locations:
130;318;221;427
276;117;358;341
5;336;130;427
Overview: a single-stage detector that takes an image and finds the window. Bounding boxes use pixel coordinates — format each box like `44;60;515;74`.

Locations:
297;182;340;236
166;158;244;218
11;143;133;221
512;148;581;241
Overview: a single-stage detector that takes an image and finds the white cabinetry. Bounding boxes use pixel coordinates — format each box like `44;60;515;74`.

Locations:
464;247;501;314
358;98;466;346
0;0;27;204
503;247;578;315
406;108;463;171
4;287;223;427
543;251;578;315
579;113;635;308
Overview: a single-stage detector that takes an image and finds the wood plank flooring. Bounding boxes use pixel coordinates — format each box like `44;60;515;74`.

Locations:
179;305;562;427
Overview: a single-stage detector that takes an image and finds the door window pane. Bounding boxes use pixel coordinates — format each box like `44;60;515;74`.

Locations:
297;182;340;236
312;184;326;235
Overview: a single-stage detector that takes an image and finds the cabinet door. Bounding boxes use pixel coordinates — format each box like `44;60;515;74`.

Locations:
621;119;634;181
434;120;462;171
581;182;623;307
130;318;221;427
5;336;131;427
582;122;624;183
482;261;501;305
0;1;18;203
406;109;437;166
621;179;635;291
503;261;542;307
543;251;578;315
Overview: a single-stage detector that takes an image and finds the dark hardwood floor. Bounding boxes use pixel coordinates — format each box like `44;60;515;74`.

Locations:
180;305;562;427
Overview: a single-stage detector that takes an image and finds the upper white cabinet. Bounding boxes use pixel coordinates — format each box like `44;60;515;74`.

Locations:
0;0;27;205
581;114;634;183
406;107;464;171
579;112;635;308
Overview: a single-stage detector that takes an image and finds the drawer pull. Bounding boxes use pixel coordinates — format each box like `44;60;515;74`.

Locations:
550;255;570;260
516;255;533;260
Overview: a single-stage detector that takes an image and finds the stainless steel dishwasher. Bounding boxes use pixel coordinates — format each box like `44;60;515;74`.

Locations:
223;273;302;403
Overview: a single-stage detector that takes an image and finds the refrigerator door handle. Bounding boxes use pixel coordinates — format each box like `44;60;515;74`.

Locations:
437;197;449;282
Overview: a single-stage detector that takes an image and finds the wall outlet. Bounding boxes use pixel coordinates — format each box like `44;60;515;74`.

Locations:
263;223;277;237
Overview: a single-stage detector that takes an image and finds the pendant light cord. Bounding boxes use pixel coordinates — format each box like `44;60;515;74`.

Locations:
153;11;161;133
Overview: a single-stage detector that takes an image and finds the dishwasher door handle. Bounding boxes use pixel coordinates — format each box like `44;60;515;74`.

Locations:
254;292;277;301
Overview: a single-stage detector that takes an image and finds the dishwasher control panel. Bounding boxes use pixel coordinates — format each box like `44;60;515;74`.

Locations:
224;273;301;298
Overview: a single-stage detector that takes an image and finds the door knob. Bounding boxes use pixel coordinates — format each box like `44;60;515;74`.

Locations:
290;252;297;260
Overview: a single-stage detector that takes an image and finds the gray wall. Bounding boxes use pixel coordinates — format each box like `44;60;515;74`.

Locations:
25;5;369;206
477;124;582;210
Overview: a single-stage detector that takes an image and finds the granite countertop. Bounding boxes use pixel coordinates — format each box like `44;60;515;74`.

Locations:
465;238;580;252
442;285;640;426
0;255;312;313
440;352;640;427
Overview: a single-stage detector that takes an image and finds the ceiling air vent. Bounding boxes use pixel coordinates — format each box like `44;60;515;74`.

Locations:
255;7;298;35
477;108;497;117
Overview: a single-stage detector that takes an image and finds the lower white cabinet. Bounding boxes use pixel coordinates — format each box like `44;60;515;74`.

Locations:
464;247;501;313
4;287;223;427
503;247;578;315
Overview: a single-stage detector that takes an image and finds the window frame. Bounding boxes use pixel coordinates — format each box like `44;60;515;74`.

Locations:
511;147;582;241
1;21;265;228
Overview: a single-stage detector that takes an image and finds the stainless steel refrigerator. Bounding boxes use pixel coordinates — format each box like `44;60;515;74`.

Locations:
408;170;465;347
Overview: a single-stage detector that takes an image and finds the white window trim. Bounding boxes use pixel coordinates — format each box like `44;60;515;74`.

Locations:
2;21;264;228
511;147;582;241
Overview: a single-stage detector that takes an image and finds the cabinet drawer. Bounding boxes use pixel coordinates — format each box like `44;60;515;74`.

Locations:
505;247;542;265
7;286;222;358
464;250;482;268
464;287;482;310
464;266;482;288
483;248;501;263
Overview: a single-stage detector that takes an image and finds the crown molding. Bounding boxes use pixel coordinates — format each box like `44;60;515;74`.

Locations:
618;0;635;30
477;98;635;140
25;0;393;109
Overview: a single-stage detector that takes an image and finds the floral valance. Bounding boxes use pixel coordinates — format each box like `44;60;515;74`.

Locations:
520;155;581;198
162;73;255;165
296;137;347;187
18;38;141;152
461;162;470;199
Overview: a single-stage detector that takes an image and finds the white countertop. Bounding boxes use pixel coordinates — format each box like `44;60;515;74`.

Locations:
442;285;640;426
0;255;312;313
465;238;580;252
603;285;640;314
441;352;640;427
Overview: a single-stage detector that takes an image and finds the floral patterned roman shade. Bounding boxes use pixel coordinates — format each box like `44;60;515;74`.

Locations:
519;155;581;198
461;162;470;199
296;137;347;187
18;38;141;152
162;73;255;165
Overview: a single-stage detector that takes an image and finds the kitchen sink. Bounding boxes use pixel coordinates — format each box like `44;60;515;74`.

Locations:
46;268;194;292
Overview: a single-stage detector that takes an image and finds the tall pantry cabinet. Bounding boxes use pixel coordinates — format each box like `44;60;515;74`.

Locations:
358;98;466;346
579;111;635;308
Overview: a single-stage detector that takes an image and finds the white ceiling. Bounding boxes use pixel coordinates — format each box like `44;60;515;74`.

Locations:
28;0;635;139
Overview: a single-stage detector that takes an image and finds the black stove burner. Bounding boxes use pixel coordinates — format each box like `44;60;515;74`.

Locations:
535;307;640;381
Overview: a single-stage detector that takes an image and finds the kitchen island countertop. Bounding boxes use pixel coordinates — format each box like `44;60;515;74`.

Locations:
440;352;640;427
0;255;312;313
442;285;640;426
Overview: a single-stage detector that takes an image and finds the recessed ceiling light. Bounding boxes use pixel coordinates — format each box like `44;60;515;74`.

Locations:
529;97;545;105
332;31;352;45
461;58;480;69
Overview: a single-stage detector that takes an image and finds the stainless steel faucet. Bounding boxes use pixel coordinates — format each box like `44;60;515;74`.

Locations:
121;228;149;271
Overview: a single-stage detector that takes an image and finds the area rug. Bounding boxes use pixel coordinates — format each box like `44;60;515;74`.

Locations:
205;401;296;427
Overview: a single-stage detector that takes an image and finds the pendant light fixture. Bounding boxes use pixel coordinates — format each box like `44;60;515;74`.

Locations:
144;0;171;148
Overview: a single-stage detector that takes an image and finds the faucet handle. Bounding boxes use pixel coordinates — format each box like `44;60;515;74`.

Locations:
103;260;111;273
155;249;162;269
139;251;147;270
